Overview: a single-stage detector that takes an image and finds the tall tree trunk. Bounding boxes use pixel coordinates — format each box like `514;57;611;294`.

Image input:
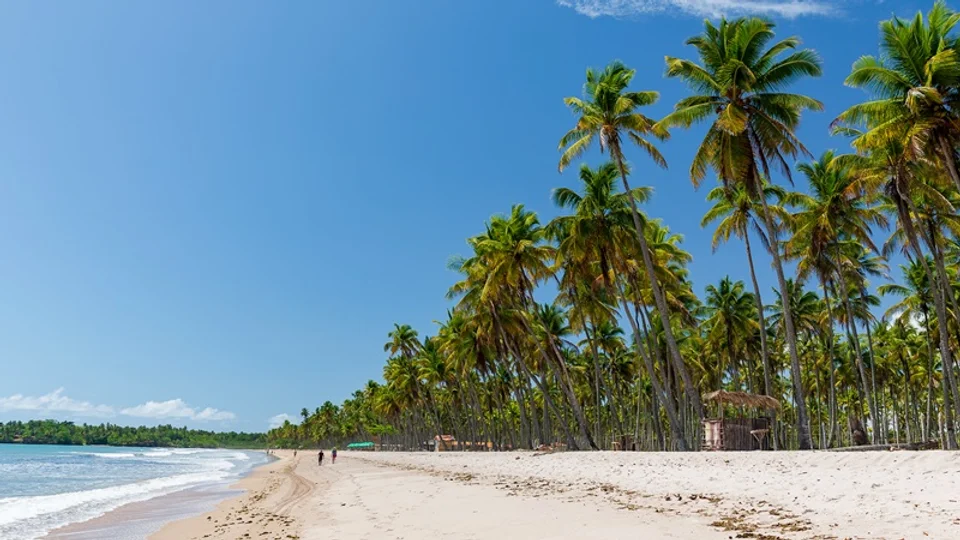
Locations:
614;154;704;420
493;309;568;449
578;304;617;447
753;183;813;450
896;200;957;449
618;291;690;451
744;232;777;449
899;351;915;443
924;310;936;443
815;359;826;449
516;277;598;450
427;389;449;450
516;312;599;450
923;221;960;418
516;379;535;449
515;351;569;449
937;135;960;193
540;365;550;445
839;276;878;444
863;302;880;442
821;274;839;448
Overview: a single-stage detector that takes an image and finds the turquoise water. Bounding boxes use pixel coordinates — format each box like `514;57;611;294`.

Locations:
0;444;269;539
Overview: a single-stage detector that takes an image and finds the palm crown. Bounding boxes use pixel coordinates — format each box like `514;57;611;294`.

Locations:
558;61;668;172
660;17;823;189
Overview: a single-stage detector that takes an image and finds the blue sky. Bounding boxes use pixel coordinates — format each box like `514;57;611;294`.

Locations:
0;0;931;432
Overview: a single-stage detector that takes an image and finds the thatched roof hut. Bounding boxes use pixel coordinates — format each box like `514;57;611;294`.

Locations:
702;391;779;451
703;390;780;411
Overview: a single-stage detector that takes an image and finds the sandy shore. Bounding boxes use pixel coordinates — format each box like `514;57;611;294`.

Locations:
149;450;304;540
142;449;959;540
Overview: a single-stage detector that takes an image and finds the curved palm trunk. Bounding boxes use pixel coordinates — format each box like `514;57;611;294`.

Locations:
491;304;580;450
514;340;576;449
619;293;689;451
543;328;600;450
613;154;704;420
896;199;958;449
517;277;598;450
937;136;960;194
515;310;598;450
753;183;814;450
923;221;960;417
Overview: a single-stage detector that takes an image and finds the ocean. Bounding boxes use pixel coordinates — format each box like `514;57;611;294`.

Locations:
0;444;270;540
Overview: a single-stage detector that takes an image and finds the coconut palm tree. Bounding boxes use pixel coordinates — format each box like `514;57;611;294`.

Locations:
835;1;960;193
453;205;598;449
559;61;704;420
879;257;946;444
700;277;759;390
659;17;823;449
701;182;790;403
787;150;888;443
549;161;692;448
384;324;422;360
549;162;653;444
837;129;960;449
768;279;823;447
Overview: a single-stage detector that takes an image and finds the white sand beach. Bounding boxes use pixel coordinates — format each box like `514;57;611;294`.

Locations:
141;449;960;540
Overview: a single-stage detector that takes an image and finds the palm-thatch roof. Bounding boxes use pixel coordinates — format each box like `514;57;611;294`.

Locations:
703;390;780;411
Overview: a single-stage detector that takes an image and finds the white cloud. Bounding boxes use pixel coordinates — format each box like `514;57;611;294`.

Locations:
195;407;236;421
121;399;196;419
0;388;115;417
121;399;235;422
0;389;236;424
268;413;297;429
557;0;837;19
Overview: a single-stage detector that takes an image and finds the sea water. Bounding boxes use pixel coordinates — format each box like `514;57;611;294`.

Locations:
0;444;270;539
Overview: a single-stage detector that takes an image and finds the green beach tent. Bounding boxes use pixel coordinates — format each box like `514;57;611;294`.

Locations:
346;442;374;450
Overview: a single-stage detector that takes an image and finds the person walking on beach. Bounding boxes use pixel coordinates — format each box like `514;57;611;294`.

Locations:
293;449;297;458
331;448;337;464
318;450;324;466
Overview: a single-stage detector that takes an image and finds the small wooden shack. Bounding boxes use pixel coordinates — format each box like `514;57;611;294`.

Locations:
433;434;456;452
433;435;493;452
611;434;638;451
702;390;779;451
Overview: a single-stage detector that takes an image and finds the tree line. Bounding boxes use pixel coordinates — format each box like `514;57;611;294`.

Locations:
270;3;960;451
0;420;267;448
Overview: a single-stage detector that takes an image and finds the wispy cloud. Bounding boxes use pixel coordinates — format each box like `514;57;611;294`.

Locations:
121;399;236;421
0;388;115;417
557;0;838;19
0;388;235;423
268;413;296;429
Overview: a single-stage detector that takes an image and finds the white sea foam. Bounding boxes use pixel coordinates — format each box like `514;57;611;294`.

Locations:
0;448;262;540
88;452;138;459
